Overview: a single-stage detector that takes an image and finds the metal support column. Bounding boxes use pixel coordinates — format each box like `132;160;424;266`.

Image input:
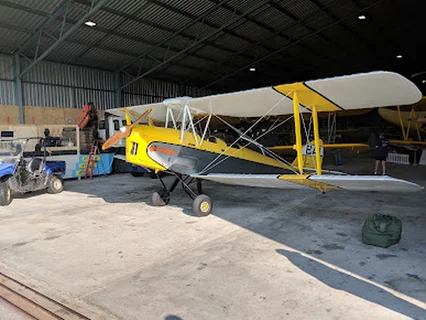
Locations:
114;70;121;108
312;106;322;175
396;106;406;140
293;92;303;174
13;53;24;124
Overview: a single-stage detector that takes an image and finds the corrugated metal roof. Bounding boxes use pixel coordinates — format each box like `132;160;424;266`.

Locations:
0;0;423;92
79;47;134;67
0;4;46;34
4;0;64;13
0;27;29;53
106;0;150;16
115;19;172;43
47;42;90;64
162;0;215;18
100;34;153;55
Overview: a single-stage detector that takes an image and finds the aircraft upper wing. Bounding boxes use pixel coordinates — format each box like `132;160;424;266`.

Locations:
189;71;421;116
106;71;421;121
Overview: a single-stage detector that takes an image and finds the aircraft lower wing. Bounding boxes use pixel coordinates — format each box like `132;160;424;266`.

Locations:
192;173;423;192
269;143;370;152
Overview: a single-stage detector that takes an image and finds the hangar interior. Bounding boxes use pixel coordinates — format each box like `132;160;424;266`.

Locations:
0;0;425;319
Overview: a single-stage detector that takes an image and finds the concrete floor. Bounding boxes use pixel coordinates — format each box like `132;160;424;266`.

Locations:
0;158;426;319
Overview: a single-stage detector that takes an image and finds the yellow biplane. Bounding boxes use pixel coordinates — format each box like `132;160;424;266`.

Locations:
379;96;426;149
103;71;423;216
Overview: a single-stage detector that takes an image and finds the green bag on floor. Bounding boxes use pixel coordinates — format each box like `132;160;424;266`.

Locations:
362;214;402;248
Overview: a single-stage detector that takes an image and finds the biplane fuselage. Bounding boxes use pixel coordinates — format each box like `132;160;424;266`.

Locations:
125;124;293;175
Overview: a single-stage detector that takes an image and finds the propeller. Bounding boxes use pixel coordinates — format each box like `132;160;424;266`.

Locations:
102;108;152;150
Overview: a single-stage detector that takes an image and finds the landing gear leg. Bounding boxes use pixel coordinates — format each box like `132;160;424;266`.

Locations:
152;174;179;206
151;173;212;216
196;179;203;194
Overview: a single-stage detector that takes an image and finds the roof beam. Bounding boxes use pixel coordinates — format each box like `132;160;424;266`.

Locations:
139;0;282;60
0;0;224;70
0;21;227;80
183;0;344;84
120;0;276;90
74;0;277;71
70;1;153;63
118;0;231;72
200;0;349;68
18;0;108;77
349;0;398;56
269;2;370;70
199;0;384;90
15;0;72;53
308;0;377;58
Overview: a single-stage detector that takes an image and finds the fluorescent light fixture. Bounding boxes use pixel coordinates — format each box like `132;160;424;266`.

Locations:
396;55;403;59
249;67;256;72
358;15;366;20
85;21;96;27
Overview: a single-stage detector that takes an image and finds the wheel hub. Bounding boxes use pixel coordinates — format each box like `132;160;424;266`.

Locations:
53;179;61;190
200;201;210;213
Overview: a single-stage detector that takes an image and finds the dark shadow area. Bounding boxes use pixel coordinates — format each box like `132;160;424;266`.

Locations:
12;189;47;199
277;249;426;319
164;315;183;320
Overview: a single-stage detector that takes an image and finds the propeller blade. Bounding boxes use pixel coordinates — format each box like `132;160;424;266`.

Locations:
129;108;152;129
102;108;152;151
102;131;126;150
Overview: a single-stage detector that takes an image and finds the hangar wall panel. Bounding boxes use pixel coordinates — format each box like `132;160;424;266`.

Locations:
21;59;115;110
1;53;209;113
0;54;15;105
0;81;15;105
0;54;14;79
121;73;211;107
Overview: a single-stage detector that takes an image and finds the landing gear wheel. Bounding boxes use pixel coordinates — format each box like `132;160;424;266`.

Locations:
0;181;12;206
192;194;212;217
47;176;64;194
152;190;170;206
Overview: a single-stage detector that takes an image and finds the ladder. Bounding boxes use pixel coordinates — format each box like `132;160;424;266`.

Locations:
84;141;99;180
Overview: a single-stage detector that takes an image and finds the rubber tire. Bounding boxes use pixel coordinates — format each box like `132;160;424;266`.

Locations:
47;176;64;194
152;191;169;206
192;194;212;217
0;182;12;206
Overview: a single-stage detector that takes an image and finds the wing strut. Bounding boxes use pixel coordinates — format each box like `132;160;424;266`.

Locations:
293;91;304;174
312;105;322;175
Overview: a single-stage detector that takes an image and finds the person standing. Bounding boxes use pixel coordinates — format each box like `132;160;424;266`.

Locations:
374;133;390;175
334;133;343;165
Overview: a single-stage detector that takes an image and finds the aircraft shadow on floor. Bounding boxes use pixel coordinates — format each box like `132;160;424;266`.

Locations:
276;248;426;319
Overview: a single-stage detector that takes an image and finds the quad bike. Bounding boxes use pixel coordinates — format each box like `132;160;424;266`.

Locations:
0;138;66;206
